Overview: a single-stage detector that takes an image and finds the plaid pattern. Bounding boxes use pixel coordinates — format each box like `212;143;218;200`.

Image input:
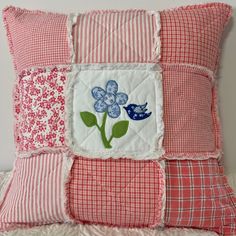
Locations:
165;159;236;235
160;3;232;72
66;157;165;228
3;7;71;73
162;64;220;156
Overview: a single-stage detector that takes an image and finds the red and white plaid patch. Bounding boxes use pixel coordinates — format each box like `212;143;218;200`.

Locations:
66;157;165;228
165;159;236;235
160;3;232;72
3;6;71;73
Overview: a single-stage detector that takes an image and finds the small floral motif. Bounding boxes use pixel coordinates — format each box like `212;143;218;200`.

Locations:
81;80;129;149
92;80;128;118
17;66;70;152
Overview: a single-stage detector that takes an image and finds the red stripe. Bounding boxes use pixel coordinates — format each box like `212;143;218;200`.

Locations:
73;10;157;63
0;154;68;224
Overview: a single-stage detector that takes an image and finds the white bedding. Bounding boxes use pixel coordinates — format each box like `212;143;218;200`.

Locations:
2;171;236;236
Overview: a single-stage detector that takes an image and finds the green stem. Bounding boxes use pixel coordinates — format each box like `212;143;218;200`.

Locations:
100;112;112;149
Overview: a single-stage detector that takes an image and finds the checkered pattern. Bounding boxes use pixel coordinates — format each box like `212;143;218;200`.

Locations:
160;3;232;72
66;157;165;228
3;6;71;73
165;159;236;235
162;64;220;156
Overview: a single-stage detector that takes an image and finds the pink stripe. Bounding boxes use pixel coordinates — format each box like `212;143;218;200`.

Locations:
0;154;67;224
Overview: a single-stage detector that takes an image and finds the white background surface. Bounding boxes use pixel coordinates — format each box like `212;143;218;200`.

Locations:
0;0;235;173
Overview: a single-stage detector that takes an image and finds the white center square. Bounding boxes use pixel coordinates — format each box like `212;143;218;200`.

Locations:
66;64;164;160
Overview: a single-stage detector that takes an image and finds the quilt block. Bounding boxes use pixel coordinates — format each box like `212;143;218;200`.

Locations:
1;3;235;236
66;64;164;160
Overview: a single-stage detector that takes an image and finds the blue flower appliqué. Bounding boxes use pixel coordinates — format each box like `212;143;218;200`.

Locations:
91;80;128;118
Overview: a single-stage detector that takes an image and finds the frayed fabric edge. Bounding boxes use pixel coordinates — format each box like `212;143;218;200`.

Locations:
61;151;75;223
150;160;166;228
67;14;77;64
64;63;165;161
148;11;161;62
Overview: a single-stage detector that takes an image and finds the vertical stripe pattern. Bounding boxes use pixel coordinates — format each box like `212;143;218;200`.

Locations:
73;10;158;63
0;153;67;224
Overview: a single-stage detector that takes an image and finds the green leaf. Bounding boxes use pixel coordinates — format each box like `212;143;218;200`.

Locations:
80;112;97;127
112;120;129;138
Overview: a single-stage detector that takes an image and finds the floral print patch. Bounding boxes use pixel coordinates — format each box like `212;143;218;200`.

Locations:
17;67;70;156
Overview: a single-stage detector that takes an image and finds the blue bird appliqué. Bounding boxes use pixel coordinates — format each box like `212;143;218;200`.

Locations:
123;102;152;120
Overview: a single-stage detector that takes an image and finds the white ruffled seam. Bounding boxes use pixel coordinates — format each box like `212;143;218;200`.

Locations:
67;14;77;64
162;150;222;161
150;160;166;228
161;62;215;84
148;11;161;62
65;63;165;160
17;147;70;159
61;151;74;223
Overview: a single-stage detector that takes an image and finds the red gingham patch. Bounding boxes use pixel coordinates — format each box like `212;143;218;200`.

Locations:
162;64;220;157
165;159;236;235
66;157;165;228
3;7;71;73
160;3;232;72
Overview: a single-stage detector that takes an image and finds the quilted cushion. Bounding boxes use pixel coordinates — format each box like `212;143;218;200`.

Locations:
1;3;235;236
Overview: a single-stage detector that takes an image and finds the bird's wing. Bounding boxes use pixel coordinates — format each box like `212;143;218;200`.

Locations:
139;102;148;111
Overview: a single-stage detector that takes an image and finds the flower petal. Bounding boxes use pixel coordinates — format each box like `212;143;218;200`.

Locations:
91;87;106;100
107;103;120;118
116;93;128;105
106;80;118;94
94;99;107;113
104;93;116;106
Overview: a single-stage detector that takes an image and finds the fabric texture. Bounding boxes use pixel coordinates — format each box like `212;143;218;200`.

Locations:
66;157;165;227
66;64;164;160
1;3;235;236
72;10;160;64
17;67;70;157
0;153;73;232
2;7;72;73
165;159;236;235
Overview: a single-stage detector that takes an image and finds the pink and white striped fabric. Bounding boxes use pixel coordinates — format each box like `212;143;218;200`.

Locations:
72;10;159;64
0;153;70;226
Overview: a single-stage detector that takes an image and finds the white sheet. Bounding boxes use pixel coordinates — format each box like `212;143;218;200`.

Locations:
2;171;234;236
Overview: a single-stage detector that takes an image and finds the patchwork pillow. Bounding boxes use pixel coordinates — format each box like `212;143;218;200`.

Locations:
1;3;235;235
